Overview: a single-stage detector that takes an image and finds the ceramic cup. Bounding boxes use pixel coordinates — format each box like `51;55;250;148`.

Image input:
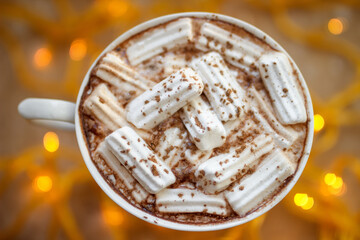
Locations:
18;12;314;231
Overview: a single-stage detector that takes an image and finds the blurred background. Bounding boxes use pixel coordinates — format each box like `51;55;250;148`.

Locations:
0;0;359;239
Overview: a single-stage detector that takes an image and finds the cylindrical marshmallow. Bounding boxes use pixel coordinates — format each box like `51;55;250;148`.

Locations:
259;52;307;125
195;134;274;194
105;126;176;194
126;68;204;130
180;96;226;150
225;149;295;216
192;52;245;121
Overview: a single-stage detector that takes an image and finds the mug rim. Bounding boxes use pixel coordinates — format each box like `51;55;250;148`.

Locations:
74;12;314;231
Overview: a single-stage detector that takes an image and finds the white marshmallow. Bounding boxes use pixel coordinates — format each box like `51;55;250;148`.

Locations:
127;18;193;66
132;184;151;203
259;52;307;124
196;23;264;76
192;52;245;121
126;68;204;130
225;149;295;216
95;142;149;202
156;188;229;216
163;53;188;76
95;51;154;92
195;134;274;194
105;126;176;194
184;147;213;166
249;88;300;149
83;83;127;131
180;96;226;150
156;127;187;168
224;119;257;144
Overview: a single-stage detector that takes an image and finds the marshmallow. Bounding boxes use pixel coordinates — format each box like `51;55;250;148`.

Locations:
180;96;226;150
249;88;300;149
95;51;154;92
126;68;204;130
195;134;274;194
192;52;245;121
163;53;188;76
156;188;229;216
105;126;176;194
95;142;149;202
224;119;257;144
132;184;151;203
83;83;127;131
225;149;295;216
156;127;187;168
259;52;307;124
184;147;213;166
127;18;193;66
196;23;264;76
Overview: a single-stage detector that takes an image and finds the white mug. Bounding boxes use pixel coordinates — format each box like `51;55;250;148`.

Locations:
18;12;314;231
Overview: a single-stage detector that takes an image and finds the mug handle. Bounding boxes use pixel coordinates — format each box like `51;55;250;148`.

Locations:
18;98;76;131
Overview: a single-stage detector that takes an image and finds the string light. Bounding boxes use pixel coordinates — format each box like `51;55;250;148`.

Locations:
294;193;308;207
328;182;346;196
107;0;129;18
33;47;52;69
332;177;343;190
69;39;87;61
301;197;314;210
324;173;337;186
294;193;314;210
314;114;325;132
328;18;344;35
324;173;346;196
43;132;59;153
324;173;343;189
33;175;53;192
102;207;124;226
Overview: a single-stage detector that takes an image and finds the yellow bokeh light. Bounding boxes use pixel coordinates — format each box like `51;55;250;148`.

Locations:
43;132;59;153
324;173;337;186
107;0;128;18
103;208;124;226
33;175;53;192
328;18;344;35
33;48;52;69
294;193;308;207
328;182;346;196
69;39;87;61
301;197;314;210
332;177;343;189
314;114;325;132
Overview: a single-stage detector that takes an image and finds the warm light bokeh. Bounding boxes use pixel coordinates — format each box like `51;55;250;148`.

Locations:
328;18;344;35
324;173;337;186
328;182;347;196
294;193;308;207
33;175;53;192
301;197;314;210
332;177;343;189
33;48;52;69
43;132;59;153
69;39;87;61
107;0;129;18
314;114;325;132
102;207;124;226
324;173;346;196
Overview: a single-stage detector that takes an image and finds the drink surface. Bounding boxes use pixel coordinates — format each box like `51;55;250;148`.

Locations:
79;17;309;224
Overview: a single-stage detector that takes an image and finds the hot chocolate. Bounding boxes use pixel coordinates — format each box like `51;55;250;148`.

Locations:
79;16;309;225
